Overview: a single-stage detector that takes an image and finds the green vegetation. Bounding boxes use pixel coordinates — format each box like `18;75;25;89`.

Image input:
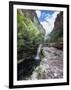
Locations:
49;28;63;43
47;28;63;50
17;10;44;60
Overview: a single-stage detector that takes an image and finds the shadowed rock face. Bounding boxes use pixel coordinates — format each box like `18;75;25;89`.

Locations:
54;12;63;31
48;12;63;50
17;57;40;80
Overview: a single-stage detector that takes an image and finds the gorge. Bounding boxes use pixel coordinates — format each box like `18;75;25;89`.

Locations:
17;9;63;80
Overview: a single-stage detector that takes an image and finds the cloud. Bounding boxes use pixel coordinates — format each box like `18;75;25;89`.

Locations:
40;21;52;35
45;11;59;22
36;10;54;22
36;10;41;18
36;10;60;36
40;11;60;35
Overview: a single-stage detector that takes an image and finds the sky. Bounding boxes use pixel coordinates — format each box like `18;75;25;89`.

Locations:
36;10;60;37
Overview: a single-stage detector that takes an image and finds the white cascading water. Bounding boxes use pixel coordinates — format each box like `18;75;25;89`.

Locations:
35;44;42;60
35;22;50;60
35;25;47;60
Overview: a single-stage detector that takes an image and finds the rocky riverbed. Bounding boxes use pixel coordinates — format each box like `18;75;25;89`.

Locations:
27;47;63;80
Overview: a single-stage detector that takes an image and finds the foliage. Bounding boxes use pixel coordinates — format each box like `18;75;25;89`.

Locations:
48;28;63;43
17;10;44;60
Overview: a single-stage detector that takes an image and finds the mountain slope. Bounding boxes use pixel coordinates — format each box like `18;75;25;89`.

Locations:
48;12;63;50
17;9;45;61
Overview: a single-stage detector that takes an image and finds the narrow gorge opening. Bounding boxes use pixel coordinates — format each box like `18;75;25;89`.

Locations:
34;10;60;61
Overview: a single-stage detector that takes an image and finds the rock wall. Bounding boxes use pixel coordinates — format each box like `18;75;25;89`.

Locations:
17;9;45;61
48;12;63;50
53;12;63;31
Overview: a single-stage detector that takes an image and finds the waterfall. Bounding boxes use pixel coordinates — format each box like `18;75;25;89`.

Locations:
34;22;49;60
34;24;48;60
44;33;47;42
35;44;42;60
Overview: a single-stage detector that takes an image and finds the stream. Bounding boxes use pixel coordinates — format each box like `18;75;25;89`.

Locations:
17;29;63;80
28;47;63;80
17;44;63;80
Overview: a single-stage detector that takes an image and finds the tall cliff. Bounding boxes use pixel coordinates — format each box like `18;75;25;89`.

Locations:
17;9;45;34
48;12;63;49
53;12;63;31
17;9;45;61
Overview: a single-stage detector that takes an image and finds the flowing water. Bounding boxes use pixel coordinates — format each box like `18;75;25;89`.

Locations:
35;44;42;60
28;47;63;80
35;22;49;60
18;30;63;80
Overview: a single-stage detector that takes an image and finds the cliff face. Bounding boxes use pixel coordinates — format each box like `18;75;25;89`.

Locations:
18;9;45;34
53;12;63;31
17;9;45;60
48;12;63;50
